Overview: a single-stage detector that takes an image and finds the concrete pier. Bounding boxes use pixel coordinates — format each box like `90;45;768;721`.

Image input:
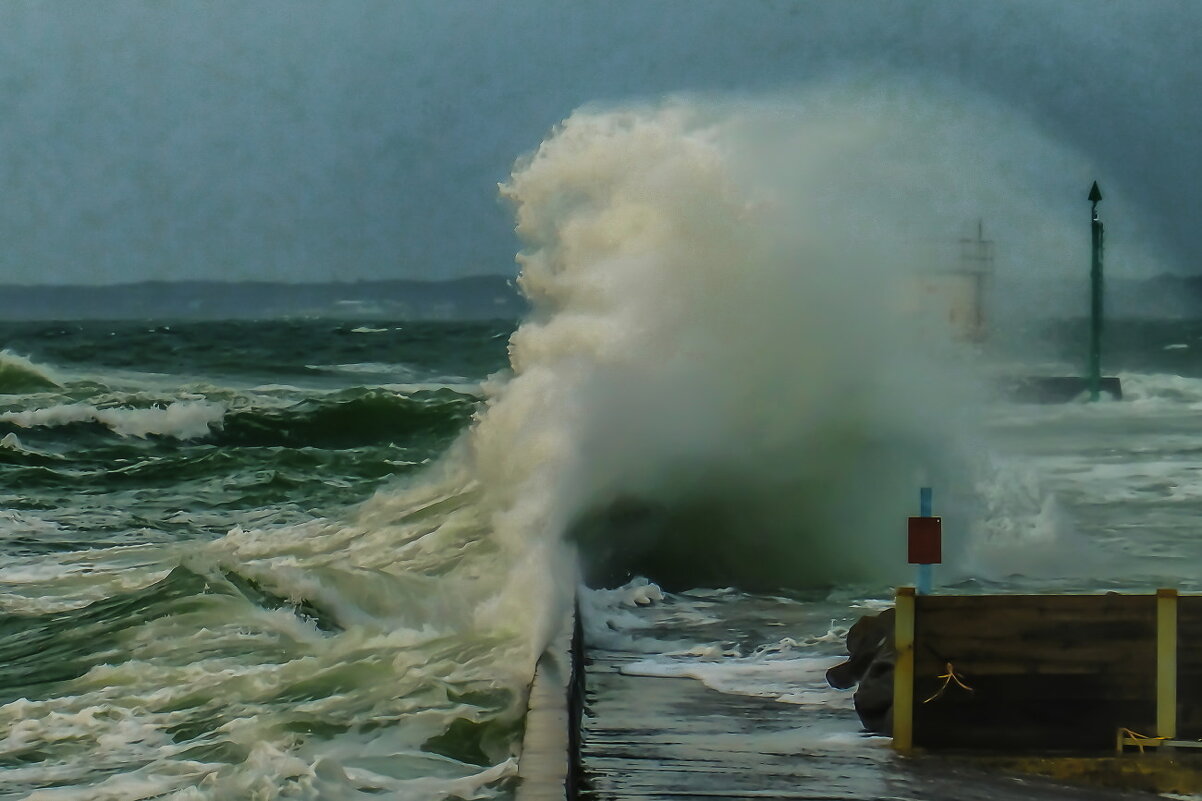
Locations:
516;586;1186;799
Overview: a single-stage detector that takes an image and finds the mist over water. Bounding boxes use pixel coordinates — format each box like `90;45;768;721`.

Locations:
488;85;1128;590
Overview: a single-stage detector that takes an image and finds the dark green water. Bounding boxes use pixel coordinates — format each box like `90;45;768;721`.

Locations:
0;319;528;800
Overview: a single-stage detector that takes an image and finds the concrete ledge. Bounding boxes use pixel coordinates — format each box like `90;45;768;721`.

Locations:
517;603;581;801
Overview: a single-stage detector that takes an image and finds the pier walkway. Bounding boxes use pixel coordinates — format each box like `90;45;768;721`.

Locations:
578;648;1147;801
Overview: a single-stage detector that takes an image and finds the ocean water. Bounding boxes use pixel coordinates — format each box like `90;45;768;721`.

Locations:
0;319;536;801
3;314;1202;800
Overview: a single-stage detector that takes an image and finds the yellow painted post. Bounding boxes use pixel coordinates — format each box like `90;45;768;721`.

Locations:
893;586;916;753
1157;588;1178;741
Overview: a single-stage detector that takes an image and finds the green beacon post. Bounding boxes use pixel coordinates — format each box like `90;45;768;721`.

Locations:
1088;181;1104;402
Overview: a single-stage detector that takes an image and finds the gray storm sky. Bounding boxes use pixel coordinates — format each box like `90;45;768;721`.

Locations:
0;1;1197;284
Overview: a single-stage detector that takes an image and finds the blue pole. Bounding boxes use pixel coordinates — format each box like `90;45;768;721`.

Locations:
917;487;933;595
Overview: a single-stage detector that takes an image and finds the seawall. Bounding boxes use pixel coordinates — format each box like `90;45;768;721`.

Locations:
516;601;583;801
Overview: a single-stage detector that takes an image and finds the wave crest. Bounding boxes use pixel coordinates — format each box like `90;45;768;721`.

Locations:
0;351;59;394
0;400;224;440
217;388;477;448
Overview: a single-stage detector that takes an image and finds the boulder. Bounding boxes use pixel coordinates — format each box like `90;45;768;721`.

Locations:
826;608;895;734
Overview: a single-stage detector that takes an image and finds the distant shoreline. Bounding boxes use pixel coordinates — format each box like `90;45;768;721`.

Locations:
1;272;1200;322
0;276;526;321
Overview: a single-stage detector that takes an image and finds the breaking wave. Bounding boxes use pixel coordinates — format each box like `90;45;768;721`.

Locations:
0;389;478;448
217;389;478;448
483;87;1099;591
0;350;59;394
0;400;225;440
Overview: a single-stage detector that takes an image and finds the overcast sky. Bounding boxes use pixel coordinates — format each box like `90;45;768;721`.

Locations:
0;1;1198;284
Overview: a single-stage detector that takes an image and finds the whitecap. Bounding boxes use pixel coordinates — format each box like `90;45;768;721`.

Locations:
0;401;225;440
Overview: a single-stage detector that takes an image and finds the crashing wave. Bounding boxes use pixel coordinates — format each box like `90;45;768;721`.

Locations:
0;351;60;394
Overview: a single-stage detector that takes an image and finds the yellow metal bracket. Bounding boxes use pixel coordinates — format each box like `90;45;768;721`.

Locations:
1116;729;1202;753
893;586;916;753
1116;588;1181;755
1158;588;1178;741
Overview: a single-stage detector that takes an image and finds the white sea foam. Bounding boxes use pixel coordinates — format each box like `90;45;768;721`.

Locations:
576;578;703;653
622;653;850;709
0;431;60;458
961;456;1093;580
0;401;225;440
307;362;422;377
1122;372;1202;406
0;545;178;615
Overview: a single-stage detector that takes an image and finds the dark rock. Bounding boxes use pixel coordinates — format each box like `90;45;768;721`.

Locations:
827;608;895;733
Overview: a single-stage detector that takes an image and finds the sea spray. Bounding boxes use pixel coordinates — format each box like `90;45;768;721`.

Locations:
485;83;1164;589
488;95;981;589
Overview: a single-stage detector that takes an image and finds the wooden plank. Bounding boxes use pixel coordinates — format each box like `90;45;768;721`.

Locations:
920;594;1152;610
915;643;1155;663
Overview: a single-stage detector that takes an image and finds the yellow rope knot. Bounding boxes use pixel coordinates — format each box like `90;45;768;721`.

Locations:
923;661;974;703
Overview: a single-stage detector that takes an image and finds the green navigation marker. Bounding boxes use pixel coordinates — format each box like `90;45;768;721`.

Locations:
1088;181;1104;402
1005;182;1121;403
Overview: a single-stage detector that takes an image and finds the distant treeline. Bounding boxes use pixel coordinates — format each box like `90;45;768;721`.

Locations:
0;276;527;321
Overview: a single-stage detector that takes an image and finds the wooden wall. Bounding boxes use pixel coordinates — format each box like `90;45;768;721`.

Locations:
909;594;1157;751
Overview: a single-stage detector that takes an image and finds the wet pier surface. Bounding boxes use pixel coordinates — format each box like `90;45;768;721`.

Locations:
577;605;1150;801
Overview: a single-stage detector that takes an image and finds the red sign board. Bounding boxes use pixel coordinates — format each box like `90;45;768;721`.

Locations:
908;516;942;564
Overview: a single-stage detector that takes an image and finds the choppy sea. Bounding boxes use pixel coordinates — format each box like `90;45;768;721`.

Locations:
0;320;524;800
2;316;1202;800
